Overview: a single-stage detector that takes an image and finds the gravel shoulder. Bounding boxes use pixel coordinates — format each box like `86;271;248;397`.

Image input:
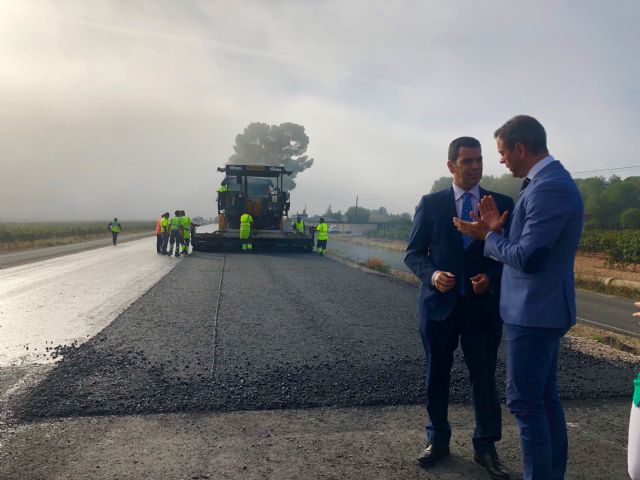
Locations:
0;399;632;479
0;232;154;268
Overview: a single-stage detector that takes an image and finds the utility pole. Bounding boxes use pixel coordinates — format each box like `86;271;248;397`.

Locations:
355;195;359;221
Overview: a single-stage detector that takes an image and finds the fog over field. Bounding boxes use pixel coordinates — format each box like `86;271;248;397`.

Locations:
2;1;639;221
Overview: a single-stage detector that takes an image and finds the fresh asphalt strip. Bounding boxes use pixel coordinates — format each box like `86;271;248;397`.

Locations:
16;251;637;420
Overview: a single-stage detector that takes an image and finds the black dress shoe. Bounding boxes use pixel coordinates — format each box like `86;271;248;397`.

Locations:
417;442;450;467
474;451;510;480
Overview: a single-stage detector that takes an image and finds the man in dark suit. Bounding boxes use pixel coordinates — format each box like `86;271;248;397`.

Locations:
454;116;583;480
405;137;514;479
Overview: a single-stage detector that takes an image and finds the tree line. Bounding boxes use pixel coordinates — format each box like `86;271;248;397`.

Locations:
432;173;640;230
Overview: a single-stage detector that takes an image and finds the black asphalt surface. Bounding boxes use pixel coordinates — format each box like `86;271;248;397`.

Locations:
18;252;637;420
329;238;640;337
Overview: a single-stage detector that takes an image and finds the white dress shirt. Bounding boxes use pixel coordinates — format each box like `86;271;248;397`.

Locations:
431;183;480;286
452;182;480;218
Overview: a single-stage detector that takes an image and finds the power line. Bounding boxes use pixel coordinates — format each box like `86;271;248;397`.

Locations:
571;165;640;176
301;165;640;210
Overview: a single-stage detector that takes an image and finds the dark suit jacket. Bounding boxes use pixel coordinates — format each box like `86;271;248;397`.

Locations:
405;186;514;322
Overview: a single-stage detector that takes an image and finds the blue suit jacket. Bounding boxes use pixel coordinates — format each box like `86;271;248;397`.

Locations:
405;187;514;322
484;161;583;328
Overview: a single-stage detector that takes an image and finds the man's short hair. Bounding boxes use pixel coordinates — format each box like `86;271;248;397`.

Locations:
494;115;547;154
448;137;481;162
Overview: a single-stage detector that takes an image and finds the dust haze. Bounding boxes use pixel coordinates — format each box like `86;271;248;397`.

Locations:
2;1;639;221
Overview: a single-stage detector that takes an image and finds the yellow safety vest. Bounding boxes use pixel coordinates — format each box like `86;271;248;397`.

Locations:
170;217;181;231
294;220;305;233
316;223;328;241
181;216;192;238
161;217;170;233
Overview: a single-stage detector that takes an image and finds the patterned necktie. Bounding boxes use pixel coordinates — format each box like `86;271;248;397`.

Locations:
520;177;531;195
461;192;474;249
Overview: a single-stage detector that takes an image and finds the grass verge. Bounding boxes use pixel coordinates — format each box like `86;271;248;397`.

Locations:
359;257;390;274
0;231;153;253
575;276;639;300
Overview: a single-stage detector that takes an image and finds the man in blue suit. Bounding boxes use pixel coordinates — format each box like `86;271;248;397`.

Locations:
454;116;583;480
405;137;514;479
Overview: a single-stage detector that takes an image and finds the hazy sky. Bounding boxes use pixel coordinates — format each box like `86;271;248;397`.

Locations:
2;1;639;221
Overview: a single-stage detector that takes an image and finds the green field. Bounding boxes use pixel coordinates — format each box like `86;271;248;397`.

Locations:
0;222;155;251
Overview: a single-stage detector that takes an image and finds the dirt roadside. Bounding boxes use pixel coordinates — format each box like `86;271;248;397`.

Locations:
332;234;640;284
0;399;632;480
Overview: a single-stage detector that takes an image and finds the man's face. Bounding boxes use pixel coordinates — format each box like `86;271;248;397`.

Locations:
497;137;525;178
448;146;483;190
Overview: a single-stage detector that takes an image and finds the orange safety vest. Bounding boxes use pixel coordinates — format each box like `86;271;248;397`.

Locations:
155;218;162;235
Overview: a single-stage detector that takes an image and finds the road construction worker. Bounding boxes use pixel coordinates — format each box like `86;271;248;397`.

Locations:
315;217;328;256
160;212;170;254
155;214;163;253
293;216;305;234
168;210;183;257
239;211;253;251
181;210;192;255
108;218;121;245
216;180;229;213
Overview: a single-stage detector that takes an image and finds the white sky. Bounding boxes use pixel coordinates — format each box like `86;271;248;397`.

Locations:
2;0;639;221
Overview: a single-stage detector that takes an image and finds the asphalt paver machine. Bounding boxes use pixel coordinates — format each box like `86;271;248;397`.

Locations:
193;164;314;252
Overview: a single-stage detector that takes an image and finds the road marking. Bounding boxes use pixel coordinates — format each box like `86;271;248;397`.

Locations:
576;316;640;338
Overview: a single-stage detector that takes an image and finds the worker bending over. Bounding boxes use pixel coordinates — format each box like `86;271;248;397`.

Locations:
316;217;328;256
240;211;253;252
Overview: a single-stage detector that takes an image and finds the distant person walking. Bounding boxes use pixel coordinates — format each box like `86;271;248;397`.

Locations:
315;218;328;255
155;214;163;254
160;212;170;255
108;218;121;245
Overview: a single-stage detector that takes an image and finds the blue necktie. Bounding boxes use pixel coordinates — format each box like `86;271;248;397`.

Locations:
461;192;474;250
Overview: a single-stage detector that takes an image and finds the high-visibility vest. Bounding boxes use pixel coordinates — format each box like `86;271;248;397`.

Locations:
240;213;253;239
170;217;181;231
316;223;328;240
110;222;121;233
294;220;305;233
181;216;192;238
155;218;162;235
217;185;229;192
161;217;170;232
240;213;253;228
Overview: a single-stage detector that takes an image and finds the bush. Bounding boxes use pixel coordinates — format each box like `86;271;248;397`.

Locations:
621;208;640;229
579;229;640;269
361;257;390;274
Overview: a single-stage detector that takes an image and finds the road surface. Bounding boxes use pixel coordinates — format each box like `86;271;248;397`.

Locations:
0;242;637;479
329;237;640;337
